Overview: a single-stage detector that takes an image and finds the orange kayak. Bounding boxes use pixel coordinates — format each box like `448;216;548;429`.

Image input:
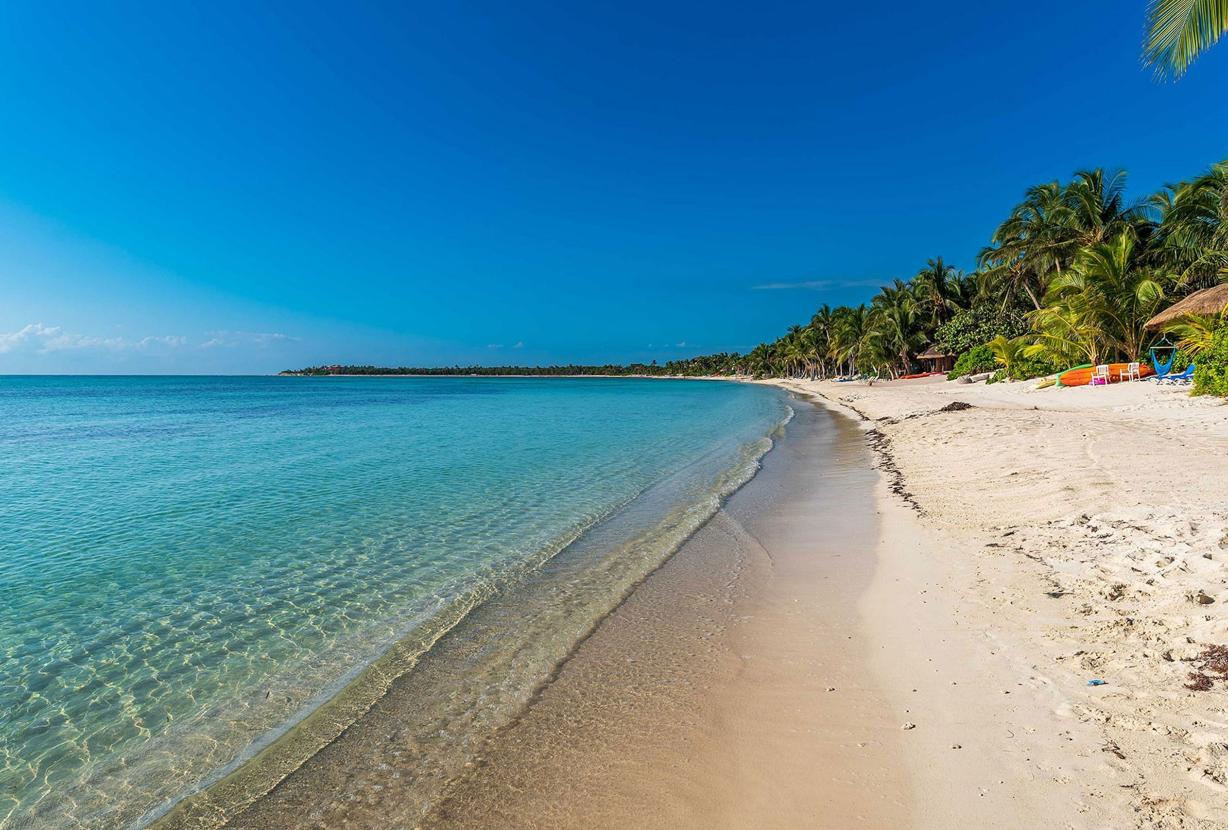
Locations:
1058;362;1154;387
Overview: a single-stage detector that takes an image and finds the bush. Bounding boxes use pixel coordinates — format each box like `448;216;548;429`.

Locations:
1003;353;1059;381
935;307;1029;356
1193;326;1228;397
947;344;997;379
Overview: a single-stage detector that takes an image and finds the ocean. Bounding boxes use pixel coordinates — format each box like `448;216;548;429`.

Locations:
0;376;789;829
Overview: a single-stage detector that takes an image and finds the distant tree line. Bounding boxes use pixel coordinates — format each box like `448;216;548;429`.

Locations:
280;356;743;377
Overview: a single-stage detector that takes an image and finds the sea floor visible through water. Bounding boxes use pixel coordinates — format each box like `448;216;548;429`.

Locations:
0;377;789;830
207;392;900;830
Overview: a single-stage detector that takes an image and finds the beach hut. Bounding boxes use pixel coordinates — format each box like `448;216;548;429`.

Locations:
916;346;955;374
1144;283;1228;330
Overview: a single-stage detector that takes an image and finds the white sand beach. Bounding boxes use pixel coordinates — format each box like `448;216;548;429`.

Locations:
770;375;1228;828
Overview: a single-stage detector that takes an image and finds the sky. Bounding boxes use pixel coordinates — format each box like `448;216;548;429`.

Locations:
0;1;1226;373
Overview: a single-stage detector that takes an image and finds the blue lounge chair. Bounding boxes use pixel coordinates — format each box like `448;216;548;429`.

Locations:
1158;364;1195;385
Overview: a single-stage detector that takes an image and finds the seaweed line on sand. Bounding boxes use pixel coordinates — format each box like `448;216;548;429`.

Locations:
864;428;921;513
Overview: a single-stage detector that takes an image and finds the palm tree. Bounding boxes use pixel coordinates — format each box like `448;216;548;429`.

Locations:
912;257;964;330
979;181;1069;310
1153;160;1228;288
1144;0;1228;79
830;304;870;376
809;305;836;378
981;171;1147;311
869;281;924;376
1040;229;1170;362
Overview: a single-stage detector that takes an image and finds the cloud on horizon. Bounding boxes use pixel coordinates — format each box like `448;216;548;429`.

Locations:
0;323;188;354
0;324;295;356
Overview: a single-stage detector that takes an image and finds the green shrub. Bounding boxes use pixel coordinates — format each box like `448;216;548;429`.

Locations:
947;344;997;379
1192;326;1228;397
1004;353;1059;381
935;307;1028;356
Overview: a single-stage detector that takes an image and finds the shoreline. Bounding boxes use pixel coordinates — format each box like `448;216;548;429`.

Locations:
416;392;906;828
148;383;791;830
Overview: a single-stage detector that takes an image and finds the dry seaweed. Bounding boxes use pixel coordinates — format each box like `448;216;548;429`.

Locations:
1183;645;1228;691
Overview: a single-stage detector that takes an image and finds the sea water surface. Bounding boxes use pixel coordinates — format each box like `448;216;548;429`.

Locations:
0;376;788;829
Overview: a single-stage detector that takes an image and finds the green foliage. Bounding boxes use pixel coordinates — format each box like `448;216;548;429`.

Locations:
934;307;1027;356
1192;324;1228;397
948;344;997;379
1143;0;1228;79
1004;353;1060;381
982;336;1058;383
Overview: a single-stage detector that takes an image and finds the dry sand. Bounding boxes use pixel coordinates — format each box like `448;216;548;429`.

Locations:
772;374;1228;828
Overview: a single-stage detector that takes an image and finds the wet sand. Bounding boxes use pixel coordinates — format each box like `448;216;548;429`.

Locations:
197;393;910;829
420;396;906;829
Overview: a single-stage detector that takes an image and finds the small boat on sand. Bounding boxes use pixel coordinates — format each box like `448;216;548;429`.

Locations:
1057;362;1154;387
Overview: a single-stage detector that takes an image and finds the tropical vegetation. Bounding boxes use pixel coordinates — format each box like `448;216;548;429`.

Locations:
1144;0;1228;79
669;159;1228;391
292;161;1228;394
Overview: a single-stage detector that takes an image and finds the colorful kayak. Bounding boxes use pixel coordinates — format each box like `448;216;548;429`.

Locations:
1057;362;1154;387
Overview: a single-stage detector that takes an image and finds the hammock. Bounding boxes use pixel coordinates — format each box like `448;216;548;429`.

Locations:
1149;341;1176;378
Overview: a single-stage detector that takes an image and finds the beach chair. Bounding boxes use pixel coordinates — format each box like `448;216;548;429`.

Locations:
1118;362;1140;383
1090;365;1110;386
1159;364;1195;385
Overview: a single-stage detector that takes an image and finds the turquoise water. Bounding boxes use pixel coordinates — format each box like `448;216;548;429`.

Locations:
0;376;788;829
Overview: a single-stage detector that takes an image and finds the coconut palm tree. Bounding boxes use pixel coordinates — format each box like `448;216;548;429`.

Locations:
979;181;1069;310
869;282;924;376
912;257;964;330
1153;160;1228;288
809;305;836;378
830;304;870;376
1144;0;1228;79
1040;229;1170;362
981;171;1147;311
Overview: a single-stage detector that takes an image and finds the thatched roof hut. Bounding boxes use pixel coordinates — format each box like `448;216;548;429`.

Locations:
1145;283;1228;330
916;345;955;373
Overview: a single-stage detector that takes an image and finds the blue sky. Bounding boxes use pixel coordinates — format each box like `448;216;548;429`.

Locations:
1;1;1226;373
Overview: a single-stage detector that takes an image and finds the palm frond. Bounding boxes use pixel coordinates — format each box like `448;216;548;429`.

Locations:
1144;0;1228;79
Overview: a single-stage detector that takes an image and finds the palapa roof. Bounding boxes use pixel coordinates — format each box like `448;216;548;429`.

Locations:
916;346;953;359
1145;283;1228;330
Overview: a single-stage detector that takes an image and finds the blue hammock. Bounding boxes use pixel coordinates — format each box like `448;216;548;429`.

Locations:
1149;346;1176;378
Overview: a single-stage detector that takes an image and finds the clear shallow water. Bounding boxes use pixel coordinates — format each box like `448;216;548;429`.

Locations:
0;376;788;829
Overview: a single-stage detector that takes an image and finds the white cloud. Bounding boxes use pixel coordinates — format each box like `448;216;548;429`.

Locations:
0;323;186;354
675;340;687;348
200;330;296;349
139;335;188;348
512;341;524;349
486;343;504;349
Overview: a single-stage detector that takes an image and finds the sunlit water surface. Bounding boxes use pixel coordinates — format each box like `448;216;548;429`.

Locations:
0;376;788;829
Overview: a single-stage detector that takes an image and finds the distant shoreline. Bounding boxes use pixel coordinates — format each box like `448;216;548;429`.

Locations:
277;373;739;379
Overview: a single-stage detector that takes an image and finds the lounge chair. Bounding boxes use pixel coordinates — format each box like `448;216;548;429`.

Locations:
1158;364;1195;385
